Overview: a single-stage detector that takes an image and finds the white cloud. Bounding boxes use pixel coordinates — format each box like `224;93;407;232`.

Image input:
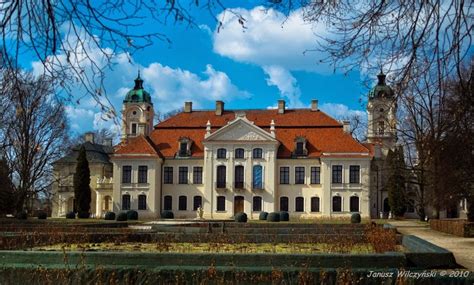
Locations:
319;103;365;120
262;65;303;107
213;6;330;73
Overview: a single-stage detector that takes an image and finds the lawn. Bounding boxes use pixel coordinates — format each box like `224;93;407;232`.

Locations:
33;242;379;254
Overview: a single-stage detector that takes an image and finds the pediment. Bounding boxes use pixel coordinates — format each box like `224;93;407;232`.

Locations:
204;117;276;142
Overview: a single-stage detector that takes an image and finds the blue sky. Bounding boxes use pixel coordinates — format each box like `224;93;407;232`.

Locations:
30;4;374;137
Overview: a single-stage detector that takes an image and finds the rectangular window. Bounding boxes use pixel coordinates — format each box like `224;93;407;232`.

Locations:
138;195;147;210
349;165;360;184
310;167;320;184
164;167;173;184
280;167;289;184
122;195;130;210
253;197;262;212
295;167;305;184
179;196;187;211
122;166;132;183
296;142;304;155
138;166;148;183
311;197;320;212
193;167;203;184
217;196;226;211
216;165;226;188
332;165;343;184
131;123;137;135
234;166;244;189
179;142;188;156
178;167;188;184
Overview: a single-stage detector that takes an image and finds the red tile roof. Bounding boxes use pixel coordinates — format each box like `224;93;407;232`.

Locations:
113;135;161;157
115;109;370;159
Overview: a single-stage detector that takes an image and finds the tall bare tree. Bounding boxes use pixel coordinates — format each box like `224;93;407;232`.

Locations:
0;71;70;213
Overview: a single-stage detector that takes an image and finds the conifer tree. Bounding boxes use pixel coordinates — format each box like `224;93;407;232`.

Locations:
387;148;407;218
73;146;91;218
0;158;15;216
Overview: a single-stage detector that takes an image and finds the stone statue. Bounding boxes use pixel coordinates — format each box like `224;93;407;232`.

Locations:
197;206;204;219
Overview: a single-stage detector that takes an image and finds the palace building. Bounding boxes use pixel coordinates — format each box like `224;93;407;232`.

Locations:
53;72;402;219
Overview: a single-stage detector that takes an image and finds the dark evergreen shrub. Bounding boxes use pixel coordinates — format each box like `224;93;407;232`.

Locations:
16;211;27;220
116;212;128;221
234;212;247;223
127;210;138;220
259;211;268;220
279;211;289;221
77;211;90;219
267;212;280;222
161;211;174;219
104;211;116;220
351;213;361;224
66;211;75;219
37;211;47;220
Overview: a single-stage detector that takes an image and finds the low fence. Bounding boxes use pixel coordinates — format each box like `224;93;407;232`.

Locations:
429;219;474;237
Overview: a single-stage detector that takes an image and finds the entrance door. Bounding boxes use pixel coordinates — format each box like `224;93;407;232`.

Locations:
234;196;244;214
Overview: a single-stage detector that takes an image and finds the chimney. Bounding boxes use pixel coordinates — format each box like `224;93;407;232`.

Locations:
138;124;146;136
215;100;224;116
278;100;285;114
342;120;351;134
311;99;318;111
184;101;192;113
103;138;113;146
84;132;95;143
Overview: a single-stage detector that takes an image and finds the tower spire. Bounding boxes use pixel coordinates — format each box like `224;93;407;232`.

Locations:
377;69;386;85
134;70;143;89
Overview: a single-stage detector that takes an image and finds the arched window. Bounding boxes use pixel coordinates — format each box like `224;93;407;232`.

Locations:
332;196;342;212
216;165;226;188
193;196;203;211
234;165;244;189
280;197;289;212
311;197;320;212
235;148;245;159
253;196;262;212
217;148;227;159
216;196;226;211
252;165;263;189
253;148;263;159
295;197;304;212
122;194;131;210
350;196;359;212
164;195;172;211
138;194;147;210
179;196;187;211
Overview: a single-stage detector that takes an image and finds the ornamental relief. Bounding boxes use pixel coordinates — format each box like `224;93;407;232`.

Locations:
217;129;266;141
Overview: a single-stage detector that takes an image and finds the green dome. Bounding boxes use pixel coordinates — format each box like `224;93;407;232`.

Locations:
123;72;152;104
368;72;394;99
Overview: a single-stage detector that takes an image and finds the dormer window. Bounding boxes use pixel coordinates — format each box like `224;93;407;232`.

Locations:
293;136;308;157
177;137;193;157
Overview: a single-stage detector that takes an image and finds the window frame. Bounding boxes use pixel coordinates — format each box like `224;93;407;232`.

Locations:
349;165;360;184
178;166;188;184
192;166;203;185
216;165;226;188
253;196;262;212
217;148;227;159
280;196;289;212
332;165;343;184
252;148;263;159
193;196;203;211
138;194;147;210
138;165;148;184
122;194;131;210
235;148;245;159
216;196;226;211
295;197;304;212
279;166;290;184
294;166;305;184
332;196;342;212
122;165;132;184
252;165;263;189
163;195;172;211
234;165;244;189
178;195;187;211
310;166;321;185
311;197;320;212
349;196;359;212
163;166;174;184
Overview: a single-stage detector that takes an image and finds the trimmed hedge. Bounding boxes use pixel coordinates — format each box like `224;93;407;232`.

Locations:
161;211;174;219
267;212;280;222
127;210;138;220
351;213;361;224
234;212;248;223
66;212;75;219
116;212;128;221
77;211;90;219
259;212;268;221
16;211;27;220
104;212;116;221
279;211;289;222
37;211;47;220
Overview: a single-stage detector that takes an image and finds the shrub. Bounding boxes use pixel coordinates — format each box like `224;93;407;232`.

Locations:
161;210;174;219
351;213;361;224
234;212;247;223
116;212;128;221
267;212;280;222
77;211;90;219
104;211;116;220
66;211;75;219
37;211;47;220
127;210;138;220
16;211;27;220
259;211;268;220
366;225;397;253
279;211;289;221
